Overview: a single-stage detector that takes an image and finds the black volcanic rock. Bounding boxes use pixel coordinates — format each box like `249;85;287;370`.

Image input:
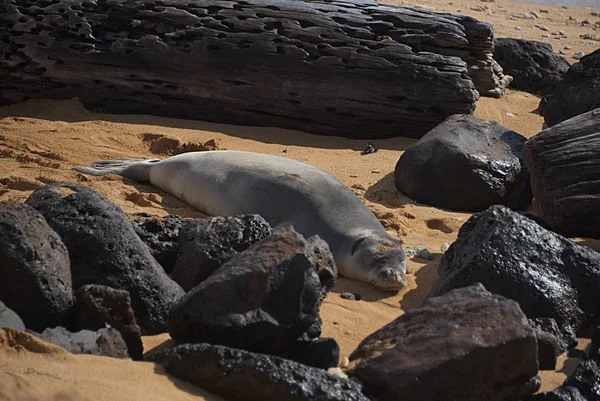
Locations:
349;284;540;401
0;201;72;332
540;48;600;127
168;226;332;354
25;183;184;335
429;205;600;346
493;38;570;96
148;343;370;401
172;214;272;290
394;114;531;212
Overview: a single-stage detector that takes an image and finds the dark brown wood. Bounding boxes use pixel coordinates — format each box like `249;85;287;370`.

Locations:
523;108;600;238
0;0;507;139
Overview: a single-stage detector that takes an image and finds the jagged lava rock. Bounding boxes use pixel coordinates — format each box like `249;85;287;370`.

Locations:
493;38;570;96
529;318;566;370
0;301;25;331
25;183;184;335
540;48;600;127
131;214;189;274
281;337;340;370
168;226;330;354
429;205;600;345
564;360;600;400
172;214;272;290
74;284;143;360
348;284;540;401
148;343;370;401
524;108;600;238
0;201;72;331
394;114;531;212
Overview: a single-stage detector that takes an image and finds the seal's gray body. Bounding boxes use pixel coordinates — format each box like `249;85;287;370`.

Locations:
74;151;407;290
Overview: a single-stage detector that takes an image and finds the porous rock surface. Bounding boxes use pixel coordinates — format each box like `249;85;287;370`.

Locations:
0;201;73;332
148;342;371;401
429;205;600;345
172;214;272;290
25;183;184;335
168;226;332;354
349;284;540;401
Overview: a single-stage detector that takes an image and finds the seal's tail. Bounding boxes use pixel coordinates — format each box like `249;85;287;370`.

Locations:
73;157;160;182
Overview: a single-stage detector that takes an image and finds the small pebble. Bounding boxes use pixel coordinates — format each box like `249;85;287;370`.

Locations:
530;11;540;18
340;292;362;301
559;50;568;54
535;24;550;31
350;174;358;178
592;11;600;17
558;30;566;35
328;368;348;379
541;34;550;38
515;26;522;30
405;246;433;260
564;45;572;49
573;51;585;59
582;19;593;25
371;169;381;174
539;9;549;13
505;112;515;117
441;243;450;252
282;148;288;153
470;4;489;11
519;12;536;19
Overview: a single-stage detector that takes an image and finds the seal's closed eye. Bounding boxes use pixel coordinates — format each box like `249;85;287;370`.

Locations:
351;237;366;255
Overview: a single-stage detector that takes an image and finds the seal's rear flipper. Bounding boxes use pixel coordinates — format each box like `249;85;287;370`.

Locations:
73;158;160;182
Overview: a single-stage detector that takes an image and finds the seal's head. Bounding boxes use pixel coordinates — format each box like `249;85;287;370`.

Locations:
347;234;407;291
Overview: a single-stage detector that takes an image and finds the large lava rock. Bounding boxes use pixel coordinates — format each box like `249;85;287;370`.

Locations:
169;226;332;354
25;183;184;335
564;360;600;400
74;284;143;360
394;114;531;212
172;214;273;291
524;108;600;238
493;38;570;96
148;343;370;401
0;201;73;331
131;214;189;274
429;205;600;345
348;284;540;401
540;48;600;127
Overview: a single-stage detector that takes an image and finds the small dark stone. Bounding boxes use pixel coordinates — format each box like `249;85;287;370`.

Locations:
74;285;143;360
148;343;370;401
493;38;570;96
0;300;25;331
172;214;273;290
564;359;600;401
394;114;531;212
429;205;600;346
349;284;540;401
168;226;331;354
282;338;340;370
540;48;600;127
0;201;73;332
34;326;129;358
131;214;189;274
25;183;184;335
340;293;362;301
527;386;587;401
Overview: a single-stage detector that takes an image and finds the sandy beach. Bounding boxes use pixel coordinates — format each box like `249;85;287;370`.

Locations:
1;0;599;399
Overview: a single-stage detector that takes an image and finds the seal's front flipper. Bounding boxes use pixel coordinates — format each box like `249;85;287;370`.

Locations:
73;158;160;182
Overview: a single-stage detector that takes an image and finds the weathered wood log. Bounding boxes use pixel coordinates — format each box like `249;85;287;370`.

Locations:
523;108;600;238
0;0;508;139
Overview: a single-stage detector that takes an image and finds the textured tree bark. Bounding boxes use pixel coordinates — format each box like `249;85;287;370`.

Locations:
0;0;508;139
524;108;600;238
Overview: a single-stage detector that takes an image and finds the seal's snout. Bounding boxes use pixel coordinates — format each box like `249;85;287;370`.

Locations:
373;267;407;291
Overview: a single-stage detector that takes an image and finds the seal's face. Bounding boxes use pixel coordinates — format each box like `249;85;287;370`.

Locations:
351;236;407;291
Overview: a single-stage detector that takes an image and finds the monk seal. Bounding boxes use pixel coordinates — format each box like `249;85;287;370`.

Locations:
74;151;407;290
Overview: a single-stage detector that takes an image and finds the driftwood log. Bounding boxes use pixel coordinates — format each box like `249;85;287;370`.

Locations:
523;108;600;239
0;0;509;139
